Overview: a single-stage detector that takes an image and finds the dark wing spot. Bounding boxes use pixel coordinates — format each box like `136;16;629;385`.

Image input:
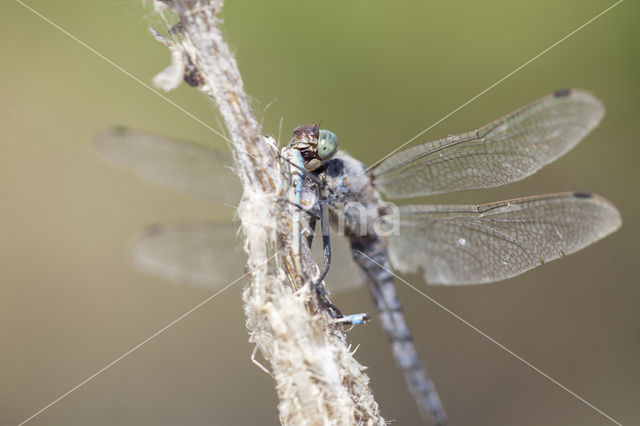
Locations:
112;125;129;134
573;192;592;199
554;88;571;98
145;224;164;237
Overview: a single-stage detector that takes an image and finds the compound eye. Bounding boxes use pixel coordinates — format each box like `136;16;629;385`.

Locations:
318;129;338;161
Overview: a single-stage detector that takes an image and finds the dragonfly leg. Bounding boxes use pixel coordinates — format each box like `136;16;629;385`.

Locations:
306;217;316;248
334;312;371;327
250;345;272;376
310;201;344;318
313;281;342;318
279;152;324;187
316;201;332;284
310;202;371;324
277;197;321;265
277;198;321;221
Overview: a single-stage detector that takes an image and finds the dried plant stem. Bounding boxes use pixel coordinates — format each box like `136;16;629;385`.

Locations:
152;1;384;424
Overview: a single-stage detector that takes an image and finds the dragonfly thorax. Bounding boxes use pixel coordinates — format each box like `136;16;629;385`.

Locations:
317;152;386;239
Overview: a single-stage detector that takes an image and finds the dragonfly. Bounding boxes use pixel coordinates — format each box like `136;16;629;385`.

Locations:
96;89;621;425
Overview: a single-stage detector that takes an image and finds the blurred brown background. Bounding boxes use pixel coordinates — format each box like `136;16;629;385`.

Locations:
1;1;638;425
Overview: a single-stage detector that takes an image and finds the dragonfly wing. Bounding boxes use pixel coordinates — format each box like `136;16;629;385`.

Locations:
134;222;363;292
95;127;241;204
386;192;621;285
132;222;248;290
372;89;604;199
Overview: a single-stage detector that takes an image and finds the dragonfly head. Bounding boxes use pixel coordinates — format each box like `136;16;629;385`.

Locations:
289;125;338;171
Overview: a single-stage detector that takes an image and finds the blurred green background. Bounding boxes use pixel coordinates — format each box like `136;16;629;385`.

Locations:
1;1;638;425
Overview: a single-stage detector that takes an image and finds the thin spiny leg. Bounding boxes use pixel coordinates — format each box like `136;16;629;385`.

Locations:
278;198;321;221
316;201;332;284
306;217;316;248
311;202;342;318
308;203;370;325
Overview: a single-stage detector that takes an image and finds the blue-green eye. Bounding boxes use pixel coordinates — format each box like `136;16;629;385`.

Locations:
318;129;338;161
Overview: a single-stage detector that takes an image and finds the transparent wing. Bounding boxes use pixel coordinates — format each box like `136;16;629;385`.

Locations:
372;89;604;199
132;223;248;290
95;127;241;204
132;222;364;293
387;192;621;285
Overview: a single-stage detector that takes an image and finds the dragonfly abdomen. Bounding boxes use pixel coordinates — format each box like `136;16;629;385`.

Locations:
350;236;447;426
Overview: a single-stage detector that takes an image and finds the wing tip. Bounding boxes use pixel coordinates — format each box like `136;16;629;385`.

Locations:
576;192;623;235
555;87;604;106
554;88;605;128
